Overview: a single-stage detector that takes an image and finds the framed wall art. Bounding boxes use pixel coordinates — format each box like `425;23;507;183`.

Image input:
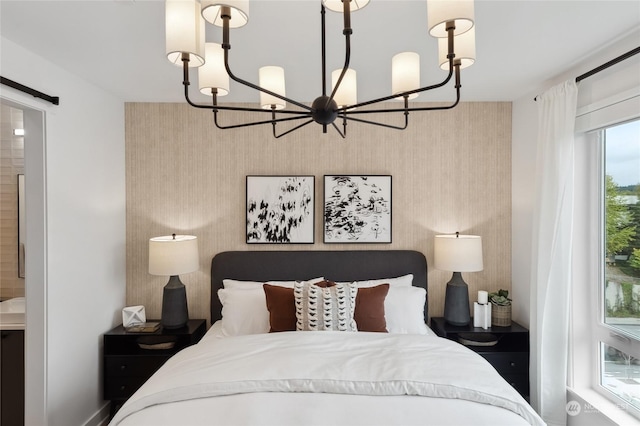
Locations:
323;175;392;243
246;175;315;244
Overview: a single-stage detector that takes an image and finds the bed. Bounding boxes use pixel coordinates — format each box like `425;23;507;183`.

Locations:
110;250;544;426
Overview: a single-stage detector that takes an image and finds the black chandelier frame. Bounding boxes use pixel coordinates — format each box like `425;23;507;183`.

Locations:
179;2;463;138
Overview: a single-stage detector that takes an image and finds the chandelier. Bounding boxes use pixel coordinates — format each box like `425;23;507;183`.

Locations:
165;0;476;138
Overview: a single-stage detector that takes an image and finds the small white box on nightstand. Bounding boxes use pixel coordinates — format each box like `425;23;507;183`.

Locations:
122;305;146;328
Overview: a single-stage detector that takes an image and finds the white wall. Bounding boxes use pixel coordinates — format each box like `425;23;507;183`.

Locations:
0;36;126;426
512;28;640;328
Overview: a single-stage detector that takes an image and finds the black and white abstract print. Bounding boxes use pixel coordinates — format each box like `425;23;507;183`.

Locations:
324;175;392;243
246;176;314;243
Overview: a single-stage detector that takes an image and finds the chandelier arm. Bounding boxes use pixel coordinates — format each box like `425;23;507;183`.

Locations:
325;1;353;109
180;55;308;115
222;50;313;112
327;38;351;109
345;98;460;115
346;62;462;115
201;103;311;115
405;64;462;112
273;119;316;139
213;111;313;130
321;4;327;97
220;15;313;112
331;121;346;139
270;108;277;137
342;114;409;131
340;60;454;112
184;86;308;114
340;26;458;112
344;86;461;115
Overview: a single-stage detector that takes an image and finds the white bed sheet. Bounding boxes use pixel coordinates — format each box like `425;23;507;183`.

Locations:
117;390;532;426
112;325;544;426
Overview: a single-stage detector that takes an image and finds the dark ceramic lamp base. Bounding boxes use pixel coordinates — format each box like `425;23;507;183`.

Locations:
443;271;471;326
161;275;189;329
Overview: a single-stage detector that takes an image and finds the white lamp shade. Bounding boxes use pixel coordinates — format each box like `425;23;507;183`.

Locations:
434;234;483;272
438;26;476;70
323;0;370;13
331;68;357;108
166;0;205;67
149;235;199;276
201;0;249;28
259;66;286;110
199;43;230;96
392;52;420;100
427;0;474;38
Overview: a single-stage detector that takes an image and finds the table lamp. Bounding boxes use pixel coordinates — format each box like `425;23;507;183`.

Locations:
149;234;199;329
434;232;483;326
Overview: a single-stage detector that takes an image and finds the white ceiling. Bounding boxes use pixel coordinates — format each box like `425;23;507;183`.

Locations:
1;0;639;106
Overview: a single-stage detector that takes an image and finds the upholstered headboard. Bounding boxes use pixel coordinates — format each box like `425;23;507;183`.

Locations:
210;250;428;323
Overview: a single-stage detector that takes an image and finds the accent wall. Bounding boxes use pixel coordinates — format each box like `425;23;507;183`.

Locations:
125;101;512;324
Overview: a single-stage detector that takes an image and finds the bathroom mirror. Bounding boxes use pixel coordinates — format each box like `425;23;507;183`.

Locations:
18;174;25;278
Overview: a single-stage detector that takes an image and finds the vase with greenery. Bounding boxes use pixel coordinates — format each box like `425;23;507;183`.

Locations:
489;289;512;326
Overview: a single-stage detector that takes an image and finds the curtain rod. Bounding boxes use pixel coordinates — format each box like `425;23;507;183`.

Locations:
534;46;640;101
575;46;640;82
0;76;59;105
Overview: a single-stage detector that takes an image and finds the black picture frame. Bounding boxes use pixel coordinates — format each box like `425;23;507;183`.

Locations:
246;175;315;244
323;175;392;243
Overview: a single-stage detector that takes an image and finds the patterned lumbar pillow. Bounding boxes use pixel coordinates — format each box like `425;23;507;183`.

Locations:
294;281;358;331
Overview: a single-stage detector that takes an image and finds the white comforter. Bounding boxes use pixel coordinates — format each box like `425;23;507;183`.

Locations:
110;331;544;426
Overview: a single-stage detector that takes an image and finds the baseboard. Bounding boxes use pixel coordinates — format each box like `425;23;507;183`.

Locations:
83;402;110;426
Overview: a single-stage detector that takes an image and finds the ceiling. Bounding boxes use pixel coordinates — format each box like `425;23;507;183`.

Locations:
1;0;639;106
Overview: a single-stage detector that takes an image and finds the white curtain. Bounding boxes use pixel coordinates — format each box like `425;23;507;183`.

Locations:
530;79;578;426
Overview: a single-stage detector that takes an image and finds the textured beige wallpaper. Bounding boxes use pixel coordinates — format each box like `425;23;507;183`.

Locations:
125;101;511;325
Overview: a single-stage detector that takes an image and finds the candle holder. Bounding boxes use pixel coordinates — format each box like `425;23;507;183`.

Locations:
473;302;491;329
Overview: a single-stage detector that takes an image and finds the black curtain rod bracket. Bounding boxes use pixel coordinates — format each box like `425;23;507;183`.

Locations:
1;76;59;105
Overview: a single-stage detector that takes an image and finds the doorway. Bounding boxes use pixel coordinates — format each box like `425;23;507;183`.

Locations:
1;97;47;425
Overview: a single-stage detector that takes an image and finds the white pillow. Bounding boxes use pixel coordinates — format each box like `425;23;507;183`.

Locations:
337;274;414;288
218;277;324;336
223;279;269;289
223;277;324;290
384;286;429;334
218;287;271;336
337;273;424;334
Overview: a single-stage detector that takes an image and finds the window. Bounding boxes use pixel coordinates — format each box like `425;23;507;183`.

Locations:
599;119;640;412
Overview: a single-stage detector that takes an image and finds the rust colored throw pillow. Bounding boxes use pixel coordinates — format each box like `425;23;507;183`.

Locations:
354;284;390;332
315;280;337;288
263;284;296;332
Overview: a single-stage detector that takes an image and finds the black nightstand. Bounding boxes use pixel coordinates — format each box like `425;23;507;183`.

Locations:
103;319;206;416
430;317;530;399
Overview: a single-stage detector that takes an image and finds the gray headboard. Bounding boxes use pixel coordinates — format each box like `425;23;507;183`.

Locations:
210;250;428;323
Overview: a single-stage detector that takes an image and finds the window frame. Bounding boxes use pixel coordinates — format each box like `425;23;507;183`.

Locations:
595;121;640;413
572;120;640;420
